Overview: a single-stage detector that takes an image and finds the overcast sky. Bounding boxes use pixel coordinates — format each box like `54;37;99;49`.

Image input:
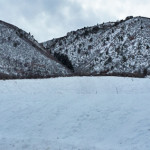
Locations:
0;0;150;42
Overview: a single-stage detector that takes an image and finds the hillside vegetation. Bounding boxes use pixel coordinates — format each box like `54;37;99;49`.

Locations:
42;16;150;77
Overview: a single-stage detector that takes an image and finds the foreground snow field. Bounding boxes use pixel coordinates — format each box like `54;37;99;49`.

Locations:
0;76;150;150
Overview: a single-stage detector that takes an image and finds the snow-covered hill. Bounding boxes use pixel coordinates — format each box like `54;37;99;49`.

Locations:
0;20;71;79
0;76;150;150
42;16;150;77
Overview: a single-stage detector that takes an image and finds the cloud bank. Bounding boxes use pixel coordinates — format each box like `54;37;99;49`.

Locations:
0;0;150;42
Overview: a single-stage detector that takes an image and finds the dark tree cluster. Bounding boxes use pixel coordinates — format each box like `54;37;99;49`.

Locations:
143;68;147;76
92;26;100;33
88;45;92;50
125;16;133;20
122;56;127;62
104;56;112;65
16;29;24;38
83;30;89;37
54;52;74;71
114;22;119;26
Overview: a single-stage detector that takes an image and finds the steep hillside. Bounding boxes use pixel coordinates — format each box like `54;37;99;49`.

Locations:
0;20;71;79
42;16;150;77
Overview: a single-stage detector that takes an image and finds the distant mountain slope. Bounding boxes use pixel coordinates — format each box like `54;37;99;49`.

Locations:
0;20;71;79
42;16;150;77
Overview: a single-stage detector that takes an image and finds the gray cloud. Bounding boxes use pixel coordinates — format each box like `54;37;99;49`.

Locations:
0;0;150;42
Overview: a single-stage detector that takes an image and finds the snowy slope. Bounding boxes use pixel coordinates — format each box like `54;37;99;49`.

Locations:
42;16;150;77
0;76;150;150
0;20;71;79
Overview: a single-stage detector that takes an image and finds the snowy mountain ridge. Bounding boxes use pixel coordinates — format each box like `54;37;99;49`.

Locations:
42;16;150;77
0;20;72;79
1;16;150;79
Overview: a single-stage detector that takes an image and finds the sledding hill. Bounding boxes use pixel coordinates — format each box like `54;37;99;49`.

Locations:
0;20;71;79
0;76;150;150
42;16;150;77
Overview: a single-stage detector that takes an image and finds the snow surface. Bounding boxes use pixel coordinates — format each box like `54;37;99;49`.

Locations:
0;76;150;150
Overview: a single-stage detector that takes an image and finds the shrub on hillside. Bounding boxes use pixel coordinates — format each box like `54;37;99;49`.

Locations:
92;26;100;33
